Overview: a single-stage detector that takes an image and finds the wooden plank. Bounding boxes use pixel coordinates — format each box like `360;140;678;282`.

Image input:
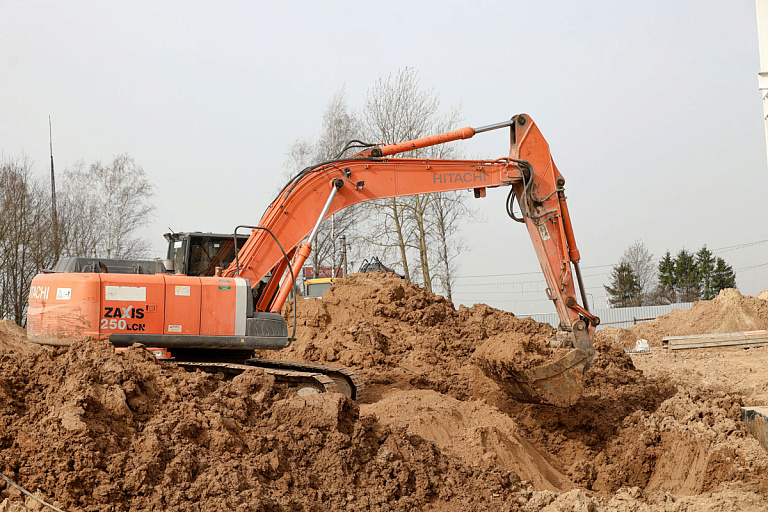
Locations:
664;330;768;342
664;331;768;342
666;339;768;350
663;332;768;350
666;336;768;347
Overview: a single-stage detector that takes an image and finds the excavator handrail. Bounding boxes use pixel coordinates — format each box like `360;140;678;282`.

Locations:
232;224;298;341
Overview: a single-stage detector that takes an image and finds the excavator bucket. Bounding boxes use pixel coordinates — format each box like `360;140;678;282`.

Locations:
475;322;595;408
476;348;589;408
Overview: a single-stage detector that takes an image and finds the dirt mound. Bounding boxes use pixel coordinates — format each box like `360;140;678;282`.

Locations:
272;274;768;498
479;335;675;483
0;338;522;511
2;273;767;511
362;390;572;492
0;320;38;355
588;389;768;495
632;346;768;405
480;337;768;497
266;272;556;402
598;288;768;347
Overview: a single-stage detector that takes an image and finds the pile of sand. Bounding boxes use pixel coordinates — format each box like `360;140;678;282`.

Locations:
263;272;557;402
2;273;768;511
0;320;38;355
598;288;768;346
276;275;768;498
0;339;520;511
362;389;572;492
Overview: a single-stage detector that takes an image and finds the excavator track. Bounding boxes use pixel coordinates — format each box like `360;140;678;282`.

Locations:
172;360;363;400
247;358;365;401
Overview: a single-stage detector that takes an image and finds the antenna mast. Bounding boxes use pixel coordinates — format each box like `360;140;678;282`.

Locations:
49;116;59;256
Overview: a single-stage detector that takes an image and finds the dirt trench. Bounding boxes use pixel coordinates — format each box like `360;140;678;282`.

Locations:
1;275;767;511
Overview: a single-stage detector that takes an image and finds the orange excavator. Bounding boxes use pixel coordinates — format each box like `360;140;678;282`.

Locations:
26;114;599;406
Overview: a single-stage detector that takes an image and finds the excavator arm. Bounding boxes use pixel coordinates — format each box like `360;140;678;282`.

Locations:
224;114;598;406
226;114;596;331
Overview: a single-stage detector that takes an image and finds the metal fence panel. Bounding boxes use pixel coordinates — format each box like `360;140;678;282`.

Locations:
523;303;694;331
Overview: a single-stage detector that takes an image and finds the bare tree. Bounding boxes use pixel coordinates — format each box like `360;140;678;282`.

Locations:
61;154;156;259
428;191;474;301
282;89;361;279
621;240;656;303
0;157;57;324
359;67;472;296
0;153;156;325
58;160;102;258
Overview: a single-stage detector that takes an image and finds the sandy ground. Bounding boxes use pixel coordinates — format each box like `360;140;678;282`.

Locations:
630;346;768;406
1;274;767;511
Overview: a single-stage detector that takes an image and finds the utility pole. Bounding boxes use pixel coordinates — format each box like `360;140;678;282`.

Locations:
330;214;336;278
340;234;348;277
49;116;60;258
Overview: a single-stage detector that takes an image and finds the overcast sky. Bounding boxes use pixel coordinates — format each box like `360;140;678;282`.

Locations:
2;1;766;314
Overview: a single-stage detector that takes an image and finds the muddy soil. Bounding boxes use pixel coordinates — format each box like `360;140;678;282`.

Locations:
2;275;768;511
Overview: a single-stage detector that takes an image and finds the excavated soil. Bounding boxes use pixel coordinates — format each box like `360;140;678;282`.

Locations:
2;275;768;511
267;274;556;403
0;339;519;511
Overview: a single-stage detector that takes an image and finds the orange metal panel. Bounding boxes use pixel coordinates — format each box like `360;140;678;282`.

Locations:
224;158;514;285
164;275;202;335
27;273;101;344
200;277;237;335
98;274;165;338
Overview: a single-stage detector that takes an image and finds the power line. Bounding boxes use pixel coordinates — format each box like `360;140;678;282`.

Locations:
452;238;768;282
712;239;768;253
734;261;768;272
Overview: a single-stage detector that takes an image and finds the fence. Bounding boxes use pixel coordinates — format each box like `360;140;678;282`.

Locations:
524;302;694;330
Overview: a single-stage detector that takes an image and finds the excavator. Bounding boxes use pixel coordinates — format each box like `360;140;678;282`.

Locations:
26;114;599;407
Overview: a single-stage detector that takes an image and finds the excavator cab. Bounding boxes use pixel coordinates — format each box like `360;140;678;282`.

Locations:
164;232;249;276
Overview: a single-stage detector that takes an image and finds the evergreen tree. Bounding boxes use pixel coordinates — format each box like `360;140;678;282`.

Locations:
655;250;676;303
674;249;699;302
604;262;642;308
711;257;737;294
695;246;717;300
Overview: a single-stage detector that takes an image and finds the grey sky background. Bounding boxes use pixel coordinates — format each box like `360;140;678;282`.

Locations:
2;1;767;314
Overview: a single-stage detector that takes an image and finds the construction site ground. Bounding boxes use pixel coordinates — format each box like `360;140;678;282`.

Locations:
1;273;768;511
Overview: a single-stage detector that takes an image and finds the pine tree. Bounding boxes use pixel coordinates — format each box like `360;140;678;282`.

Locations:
674;249;699;302
604;262;642;308
711;257;737;294
695;246;717;300
655;250;677;304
